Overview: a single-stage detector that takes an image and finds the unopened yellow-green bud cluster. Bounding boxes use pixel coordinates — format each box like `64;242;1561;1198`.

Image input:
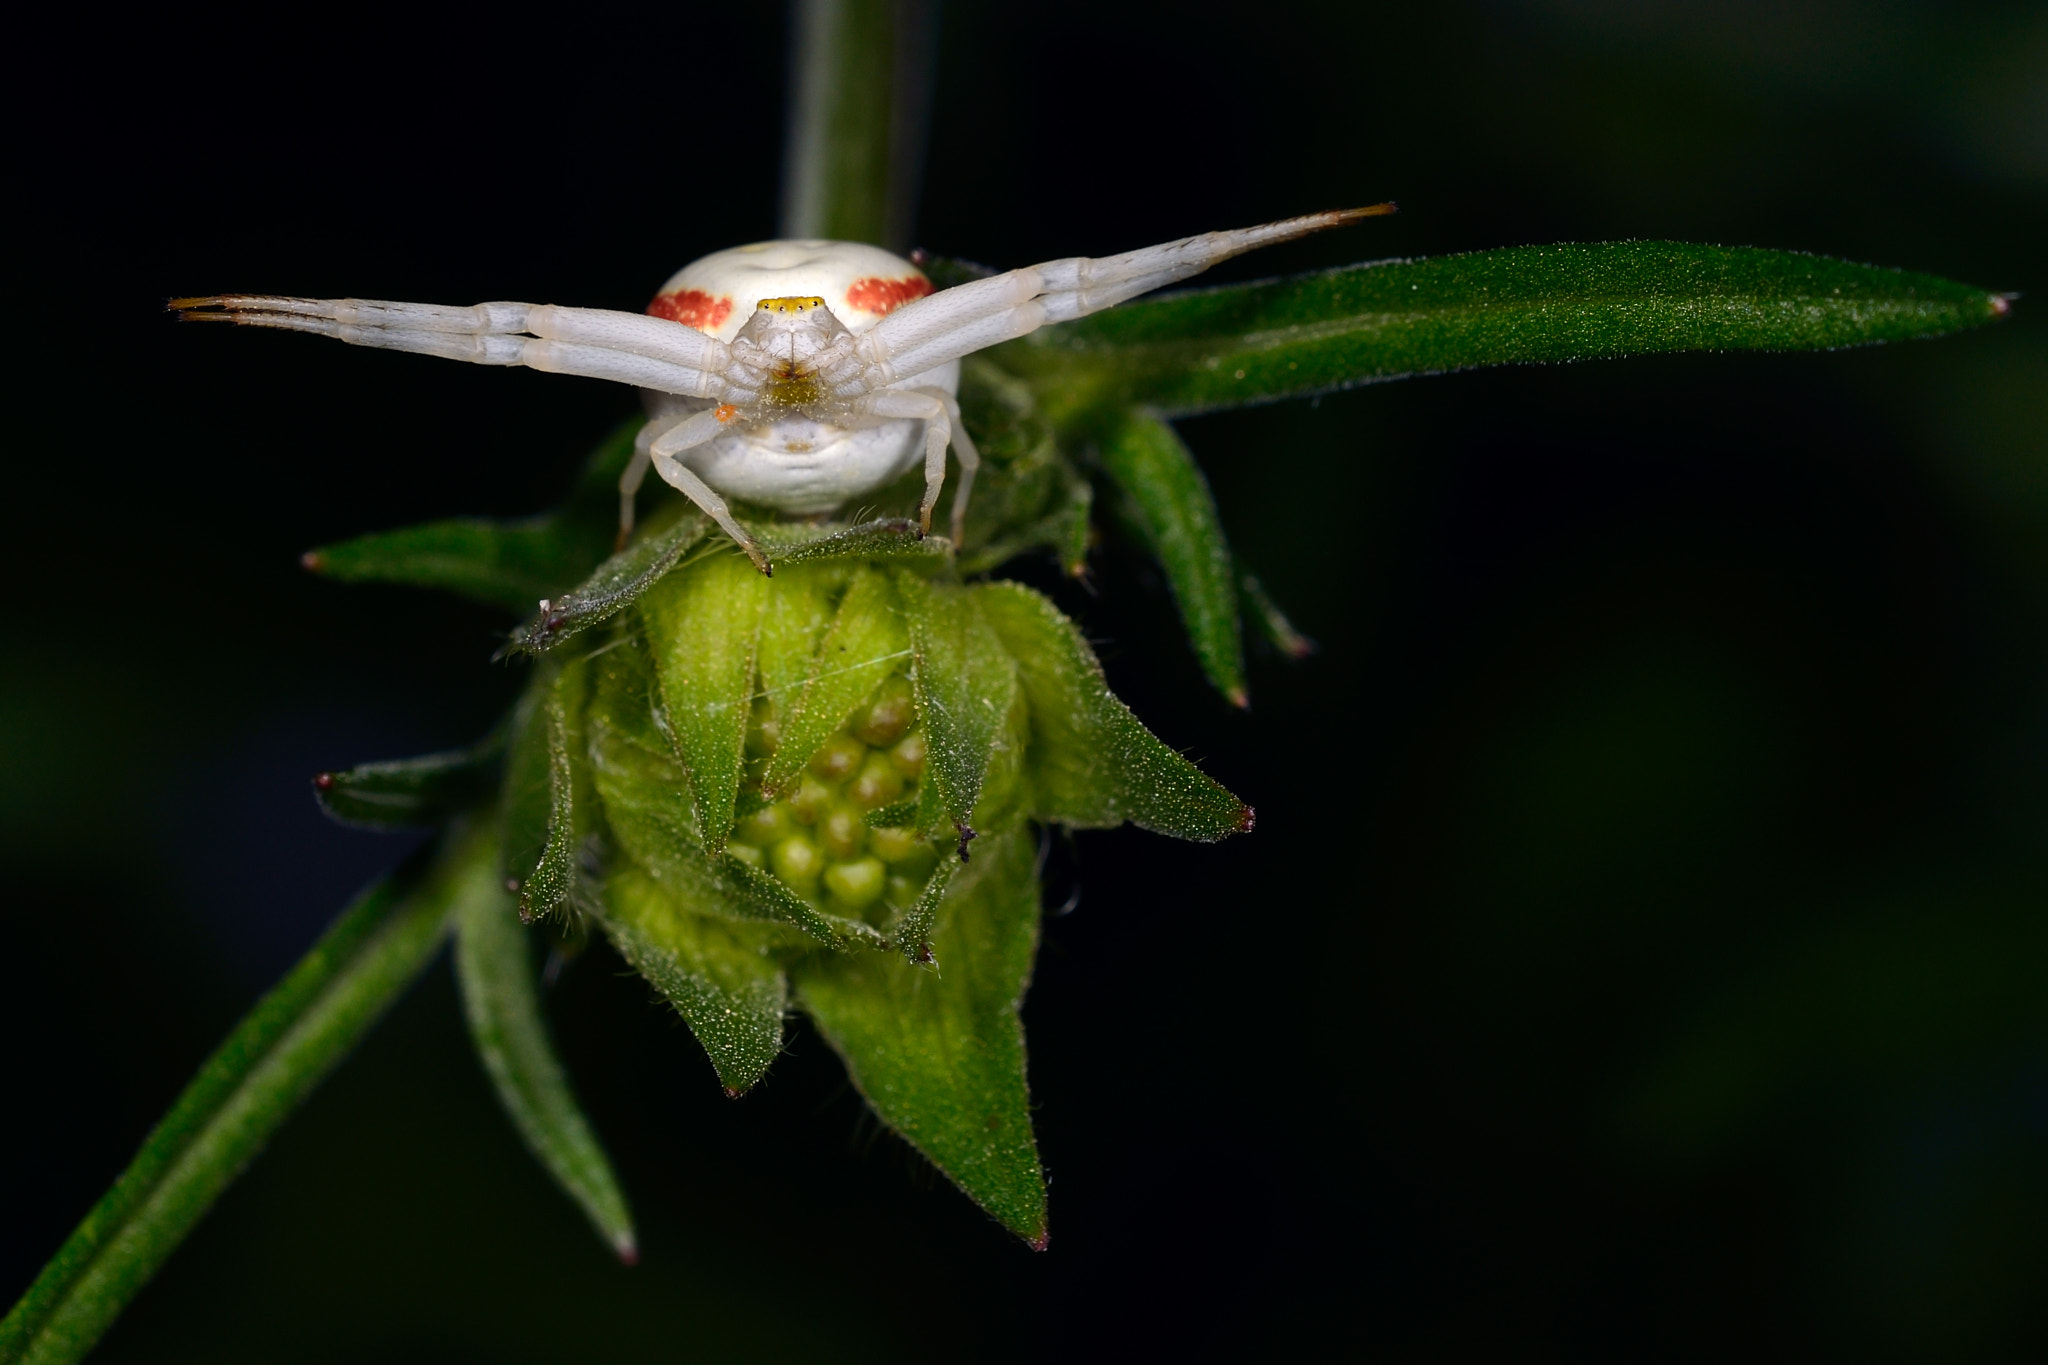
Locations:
727;673;938;922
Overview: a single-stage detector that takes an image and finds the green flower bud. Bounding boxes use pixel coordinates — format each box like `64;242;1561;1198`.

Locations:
868;823;926;864
770;833;824;891
820;804;867;861
491;526;1252;1249
847;752;905;809
890;732;927;780
824;856;887;914
808;732;866;783
852;674;916;746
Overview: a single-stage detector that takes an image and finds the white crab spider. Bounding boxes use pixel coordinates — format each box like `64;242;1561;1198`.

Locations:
175;205;1395;575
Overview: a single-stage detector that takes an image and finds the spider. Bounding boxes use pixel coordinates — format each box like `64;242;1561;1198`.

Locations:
174;205;1395;575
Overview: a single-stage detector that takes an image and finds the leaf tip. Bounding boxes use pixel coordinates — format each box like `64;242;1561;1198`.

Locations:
300;549;327;573
1226;686;1250;710
1027;1229;1050;1253
312;772;336;791
614;1234;640;1266
1991;292;2016;316
1237;804;1257;834
722;1085;742;1100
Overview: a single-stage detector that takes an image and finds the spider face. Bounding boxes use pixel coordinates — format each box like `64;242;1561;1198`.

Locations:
174;205;1392;574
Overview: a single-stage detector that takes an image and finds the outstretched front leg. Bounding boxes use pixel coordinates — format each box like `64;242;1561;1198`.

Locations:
171;296;741;400
840;204;1397;392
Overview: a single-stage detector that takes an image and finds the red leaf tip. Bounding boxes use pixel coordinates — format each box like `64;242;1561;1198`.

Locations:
615;1237;640;1266
1237;805;1257;833
312;772;335;791
299;550;326;572
1028;1231;1050;1253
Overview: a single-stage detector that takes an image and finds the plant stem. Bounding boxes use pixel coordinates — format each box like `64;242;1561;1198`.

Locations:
779;0;935;251
1;822;501;1365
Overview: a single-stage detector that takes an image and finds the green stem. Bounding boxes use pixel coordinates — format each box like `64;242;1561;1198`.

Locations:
779;0;935;250
1;822;501;1365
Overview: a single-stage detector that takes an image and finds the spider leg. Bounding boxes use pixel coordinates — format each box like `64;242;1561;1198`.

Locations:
939;389;979;547
616;411;693;550
171;297;736;399
859;388;962;539
847;205;1396;387
646;407;774;574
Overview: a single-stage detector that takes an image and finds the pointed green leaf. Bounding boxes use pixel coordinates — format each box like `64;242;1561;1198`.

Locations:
500;669;556;898
991;243;2011;424
515;656;593;922
886;845;960;966
304;420;640;613
0;824;491;1365
313;730;504;830
1098;410;1246;706
755;516;947;566
896;575;1019;853
453;863;635;1259
1240;571;1315;660
763;569;911;796
793;828;1046;1246
640;551;767;852
751;563;843;721
974;581;1252;840
585;640;879;949
507;510;712;656
599;867;796;1096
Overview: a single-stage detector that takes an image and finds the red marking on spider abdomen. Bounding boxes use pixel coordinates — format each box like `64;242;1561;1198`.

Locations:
845;275;934;317
647;289;733;331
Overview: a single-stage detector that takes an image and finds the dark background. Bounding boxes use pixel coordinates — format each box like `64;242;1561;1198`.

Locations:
6;1;2044;1358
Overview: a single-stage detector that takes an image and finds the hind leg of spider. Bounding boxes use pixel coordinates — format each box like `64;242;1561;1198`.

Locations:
647;408;773;574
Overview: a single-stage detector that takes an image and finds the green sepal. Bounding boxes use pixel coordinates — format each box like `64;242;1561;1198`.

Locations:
885;843;960;966
639;550;767;853
762;568;910;796
1240;571;1315;660
598;866;798;1096
500;666;557;900
754;516;946;567
793;828;1047;1246
1098;409;1246;706
896;574;1020;855
993;243;2010;426
584;639;879;950
513;656;594;923
863;798;920;829
507;511;712;656
304;420;638;613
313;730;504;830
453;861;636;1259
752;563;842;737
974;581;1252;840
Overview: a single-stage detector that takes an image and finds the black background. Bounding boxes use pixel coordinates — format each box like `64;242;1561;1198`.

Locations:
5;1;2045;1359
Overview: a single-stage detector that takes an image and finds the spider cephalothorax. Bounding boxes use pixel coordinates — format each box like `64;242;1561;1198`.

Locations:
174;205;1395;573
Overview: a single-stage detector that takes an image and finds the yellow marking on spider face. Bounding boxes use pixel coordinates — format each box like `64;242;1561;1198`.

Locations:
756;296;826;314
